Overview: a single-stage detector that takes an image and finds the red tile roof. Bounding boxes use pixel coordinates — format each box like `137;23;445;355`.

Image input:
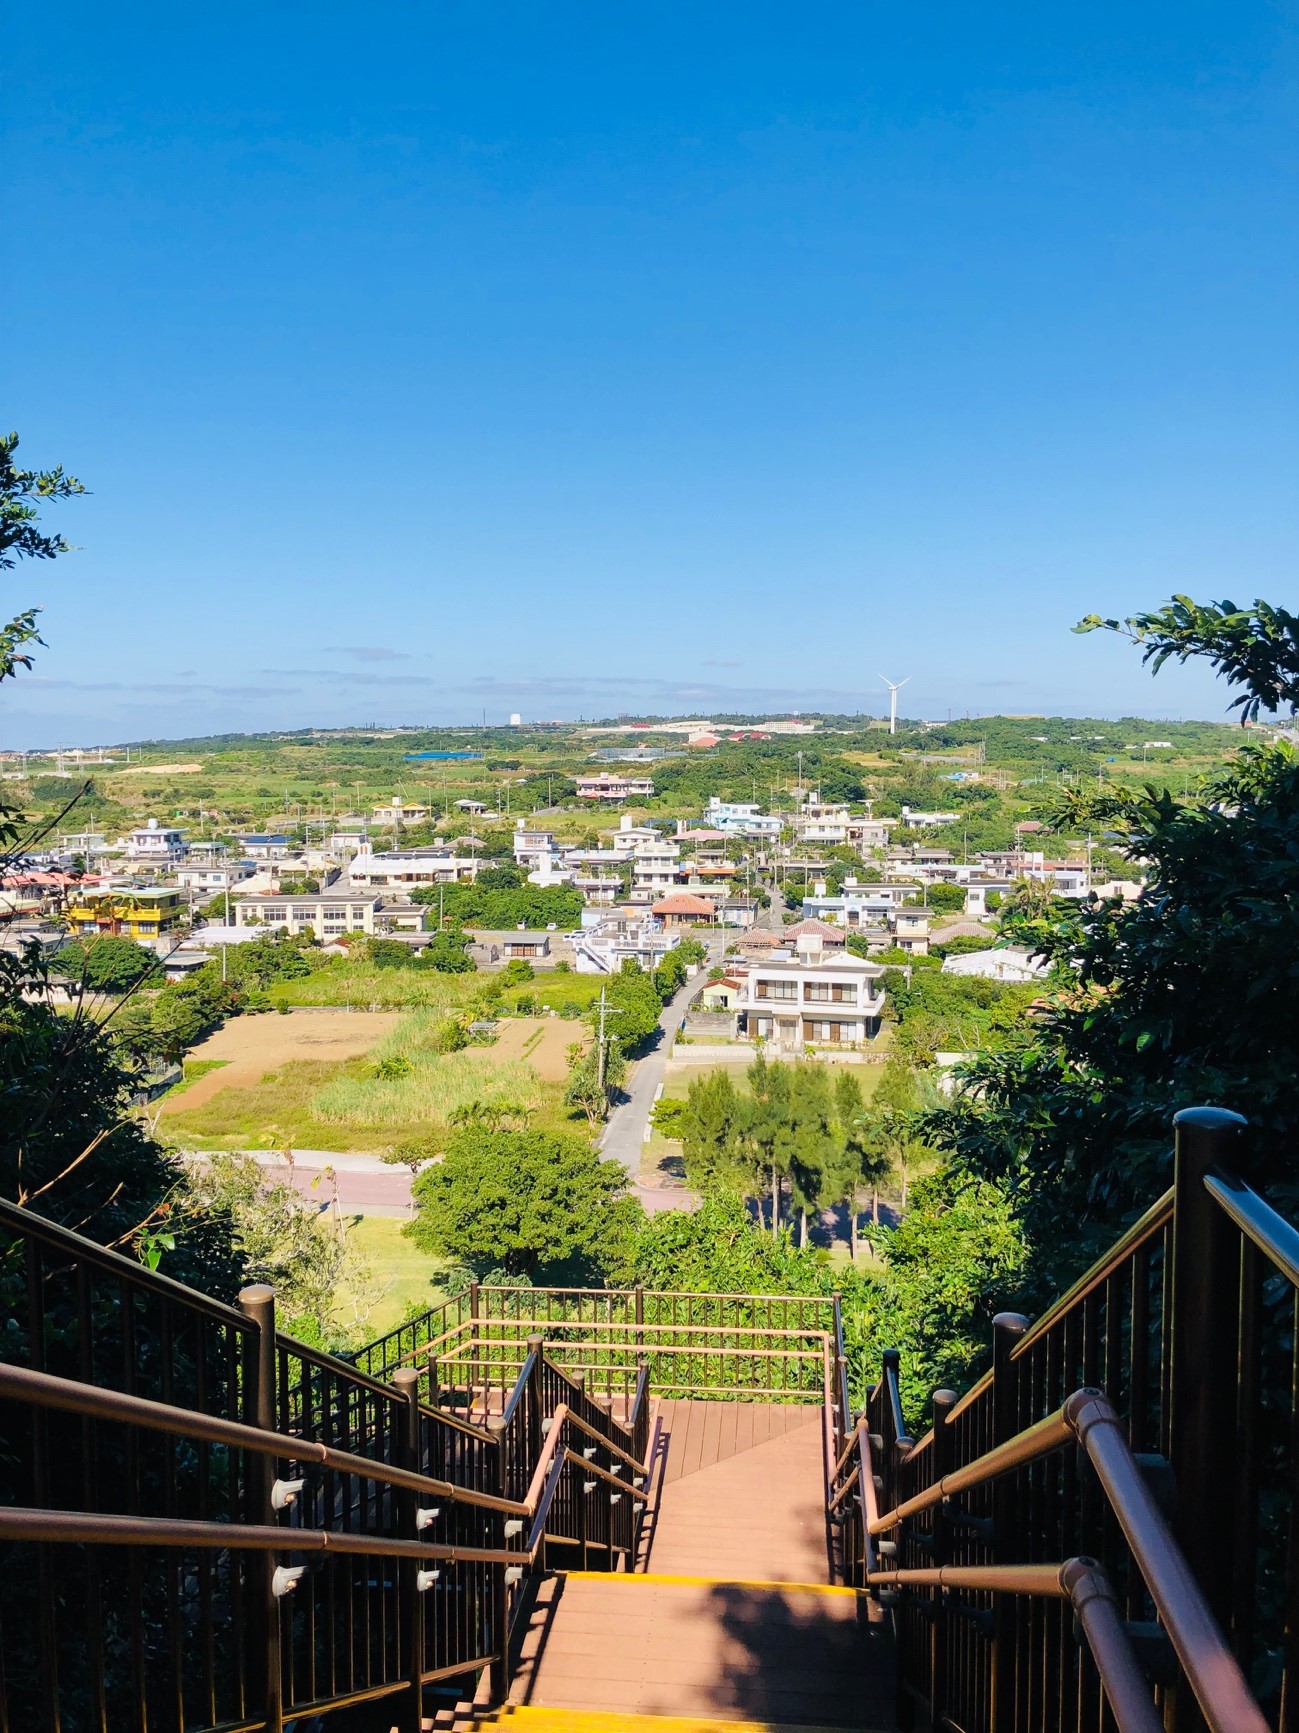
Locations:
652;893;715;916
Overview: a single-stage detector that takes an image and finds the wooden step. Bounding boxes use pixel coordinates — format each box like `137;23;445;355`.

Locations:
478;1709;885;1731
506;1572;892;1728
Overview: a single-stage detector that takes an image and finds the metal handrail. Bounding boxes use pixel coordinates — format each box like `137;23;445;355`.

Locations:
0;1360;528;1518
1204;1168;1299;1286
871;1385;1268;1733
867;1559;1161;1733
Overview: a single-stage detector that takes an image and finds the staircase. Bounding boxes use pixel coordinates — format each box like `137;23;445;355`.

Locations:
432;1399;893;1733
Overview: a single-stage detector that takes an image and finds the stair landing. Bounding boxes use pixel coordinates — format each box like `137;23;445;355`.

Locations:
507;1574;888;1728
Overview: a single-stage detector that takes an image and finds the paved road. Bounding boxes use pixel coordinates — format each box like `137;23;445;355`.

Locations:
185;1149;417;1218
600;950;720;1183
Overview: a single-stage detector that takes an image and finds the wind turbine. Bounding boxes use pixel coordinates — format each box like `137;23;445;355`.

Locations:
879;674;911;736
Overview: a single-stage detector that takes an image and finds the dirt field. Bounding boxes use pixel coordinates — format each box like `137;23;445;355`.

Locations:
477;1016;585;1081
161;1011;398;1114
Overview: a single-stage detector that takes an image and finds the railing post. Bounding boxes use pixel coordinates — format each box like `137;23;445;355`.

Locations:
1170;1104;1247;1715
392;1367;424;1733
574;1373;589;1570
238;1284;282;1733
990;1310;1029;1733
930;1388;958;1725
526;1335;544;1470
470;1280;480;1421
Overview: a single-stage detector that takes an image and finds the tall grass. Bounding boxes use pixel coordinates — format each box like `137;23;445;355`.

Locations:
311;1010;549;1127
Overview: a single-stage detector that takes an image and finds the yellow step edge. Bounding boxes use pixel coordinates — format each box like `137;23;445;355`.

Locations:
486;1710;865;1732
559;1571;862;1597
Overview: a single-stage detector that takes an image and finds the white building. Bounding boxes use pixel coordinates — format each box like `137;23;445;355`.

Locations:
900;807;959;829
177;860;256;896
125;819;188;864
631;835;681;903
735;932;886;1053
233;892;425;941
571;910;682;974
704;798;784;839
576;773;655;802
941;945;1049;984
347;848;480;888
513;825;558;869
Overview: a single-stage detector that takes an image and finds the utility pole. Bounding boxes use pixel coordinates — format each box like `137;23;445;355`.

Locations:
594;985;623;1091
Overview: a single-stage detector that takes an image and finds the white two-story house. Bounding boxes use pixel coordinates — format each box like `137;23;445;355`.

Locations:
736;932;886;1053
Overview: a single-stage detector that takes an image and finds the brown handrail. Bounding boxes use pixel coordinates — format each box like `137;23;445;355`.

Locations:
0;1508;517;1566
867;1558;1161;1733
870;1403;1072;1534
1066;1390;1269;1733
1204;1168;1299;1287
0;1360;528;1518
873;1383;1267;1733
1010;1185;1175;1363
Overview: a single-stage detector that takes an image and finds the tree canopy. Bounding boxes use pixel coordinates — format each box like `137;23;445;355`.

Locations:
407;1127;642;1279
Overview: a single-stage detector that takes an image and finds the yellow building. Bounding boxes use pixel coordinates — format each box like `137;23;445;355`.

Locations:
65;888;185;941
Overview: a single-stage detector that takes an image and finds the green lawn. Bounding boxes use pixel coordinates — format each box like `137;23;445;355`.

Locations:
336;1215;455;1338
162;1058;230;1097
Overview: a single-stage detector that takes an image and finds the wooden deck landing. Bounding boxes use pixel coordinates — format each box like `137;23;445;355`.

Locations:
498;1403;893;1730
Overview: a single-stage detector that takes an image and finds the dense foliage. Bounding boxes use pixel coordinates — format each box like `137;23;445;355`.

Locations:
407;1127;643;1279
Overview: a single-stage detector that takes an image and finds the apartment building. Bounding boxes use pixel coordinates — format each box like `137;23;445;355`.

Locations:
630;835;680;903
66;887;186;942
346;848;480;888
124;820;188;864
735;931;886;1053
575;773;655;802
233;892;423;941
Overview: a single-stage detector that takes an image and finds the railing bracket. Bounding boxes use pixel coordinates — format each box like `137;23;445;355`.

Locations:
416;1506;441;1530
271;1477;305;1511
416;1568;441;1592
272;1565;307;1598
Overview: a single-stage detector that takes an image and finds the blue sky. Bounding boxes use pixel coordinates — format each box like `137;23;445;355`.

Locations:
7;2;1296;745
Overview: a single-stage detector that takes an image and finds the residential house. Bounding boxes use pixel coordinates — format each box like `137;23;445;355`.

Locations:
66;887;185;942
231;833;294;861
125;820;188;865
782;917;846;948
650;892;715;929
176;860;256;897
571;911;681;974
900;807;959;828
512;825;558;869
371;799;433;824
735;932;886;1052
347;848;480;888
703;798;783;839
941;945;1049;984
699;976;742;1011
889;907;930;956
576;773;655;802
631;835;680;903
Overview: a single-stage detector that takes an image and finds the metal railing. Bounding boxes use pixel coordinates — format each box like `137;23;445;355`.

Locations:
0;1202;658;1733
847;1106;1296;1733
353;1281;842;1411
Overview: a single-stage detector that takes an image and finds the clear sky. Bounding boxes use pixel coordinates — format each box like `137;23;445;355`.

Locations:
7;2;1296;745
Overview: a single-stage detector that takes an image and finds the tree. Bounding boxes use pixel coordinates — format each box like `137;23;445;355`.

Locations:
590;961;662;1051
367;937;414;969
502;958;534;985
563;1040;626;1127
832;1069;891;1254
925;593;1299;1306
1074;595;1299;723
52;936;162;994
679;1069;755;1195
407;1127;643;1279
426;926;474;972
0;431;86;679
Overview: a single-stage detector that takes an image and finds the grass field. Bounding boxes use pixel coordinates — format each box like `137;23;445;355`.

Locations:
336;1215;455;1338
163;1007;578;1151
